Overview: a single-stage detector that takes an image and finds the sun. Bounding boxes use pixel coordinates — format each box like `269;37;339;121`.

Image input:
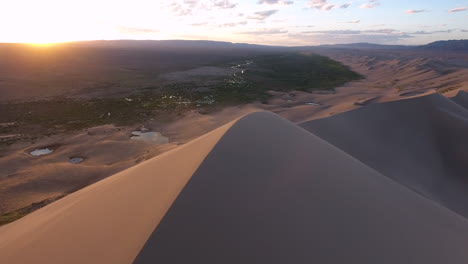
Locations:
1;0;165;44
0;0;111;44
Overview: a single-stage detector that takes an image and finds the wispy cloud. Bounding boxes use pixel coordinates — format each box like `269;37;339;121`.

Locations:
345;20;361;23
212;0;238;9
309;0;351;11
258;0;294;5
309;0;335;10
306;29;405;35
290;28;411;44
360;0;380;9
219;21;248;27
239;28;288;35
299;27;454;42
448;7;467;13
408;29;454;35
405;9;426;14
169;0;237;16
340;3;352;9
117;26;159;34
248;9;279;20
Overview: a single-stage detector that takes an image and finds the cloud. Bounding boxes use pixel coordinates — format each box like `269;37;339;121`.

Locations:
405;9;426;14
289;29;412;45
117;26;159;34
309;0;336;10
360;0;380;9
298;28;413;41
420;24;447;28
170;2;193;16
219;21;248;27
258;0;293;5
169;0;237;16
239;28;289;35
309;0;352;11
448;7;467;12
345;20;360;23
248;9;279;20
408;29;454;35
212;0;237;9
184;0;199;8
339;3;352;8
305;29;406;35
308;0;351;11
309;30;361;34
189;22;210;26
298;27;454;44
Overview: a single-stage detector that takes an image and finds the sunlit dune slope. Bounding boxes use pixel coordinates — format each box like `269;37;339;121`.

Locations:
0;121;234;264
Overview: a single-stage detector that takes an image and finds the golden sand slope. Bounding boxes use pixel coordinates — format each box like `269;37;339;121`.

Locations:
0;121;233;264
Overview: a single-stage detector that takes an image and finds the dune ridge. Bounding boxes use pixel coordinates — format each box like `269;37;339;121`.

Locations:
1;93;468;263
300;91;468;218
134;111;468;263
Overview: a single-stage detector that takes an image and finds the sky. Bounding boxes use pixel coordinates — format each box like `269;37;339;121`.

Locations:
1;0;467;46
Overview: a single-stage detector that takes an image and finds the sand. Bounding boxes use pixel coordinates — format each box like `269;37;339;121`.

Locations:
135;112;468;263
0;120;234;263
300;91;468;218
2;43;468;263
2;109;468;263
1;47;468;221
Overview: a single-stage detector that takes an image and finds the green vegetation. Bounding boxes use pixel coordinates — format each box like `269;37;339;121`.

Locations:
0;92;201;140
208;52;362;105
246;53;362;91
0;52;361;144
438;86;461;94
0;195;64;226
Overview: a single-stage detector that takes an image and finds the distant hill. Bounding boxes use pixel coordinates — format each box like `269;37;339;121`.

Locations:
311;40;468;52
60;39;286;52
419;40;468;51
316;42;412;50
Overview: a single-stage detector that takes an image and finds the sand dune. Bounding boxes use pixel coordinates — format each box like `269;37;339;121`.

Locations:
3;46;468;216
0;122;233;263
300;91;468;218
135;111;468;263
2;93;468;263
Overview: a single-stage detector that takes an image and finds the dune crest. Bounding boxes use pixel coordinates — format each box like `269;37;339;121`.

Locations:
301;91;468;218
134;111;468;263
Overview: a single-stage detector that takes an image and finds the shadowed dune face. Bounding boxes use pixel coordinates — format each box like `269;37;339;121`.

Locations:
2;95;468;263
135;111;468;263
300;91;468;218
452;91;468;108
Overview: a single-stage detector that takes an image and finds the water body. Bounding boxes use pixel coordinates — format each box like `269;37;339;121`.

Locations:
30;148;53;156
305;102;321;106
130;131;169;144
69;157;84;164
